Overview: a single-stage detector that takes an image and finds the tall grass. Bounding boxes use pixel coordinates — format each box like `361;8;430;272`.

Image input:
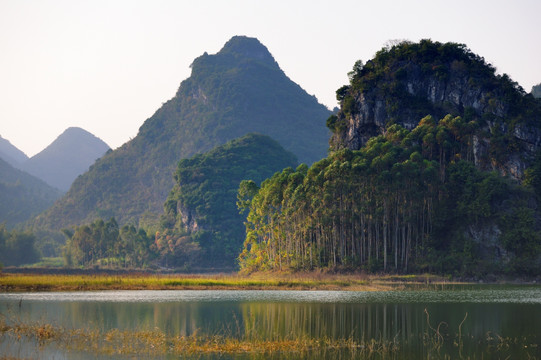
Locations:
0;272;404;292
1;313;538;359
0;316;399;358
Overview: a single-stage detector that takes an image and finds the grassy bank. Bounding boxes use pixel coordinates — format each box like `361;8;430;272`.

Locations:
0;272;454;292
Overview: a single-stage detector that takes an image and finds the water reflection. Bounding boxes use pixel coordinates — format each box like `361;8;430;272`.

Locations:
1;287;540;359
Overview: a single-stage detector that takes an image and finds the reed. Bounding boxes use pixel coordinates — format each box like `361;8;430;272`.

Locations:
0;317;399;358
1;315;538;359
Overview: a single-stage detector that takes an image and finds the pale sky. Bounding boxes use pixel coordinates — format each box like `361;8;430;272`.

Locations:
1;0;540;157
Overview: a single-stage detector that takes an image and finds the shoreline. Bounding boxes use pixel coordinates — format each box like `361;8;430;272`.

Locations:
0;270;538;293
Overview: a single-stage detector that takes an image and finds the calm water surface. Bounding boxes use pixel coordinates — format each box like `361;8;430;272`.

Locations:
1;286;540;359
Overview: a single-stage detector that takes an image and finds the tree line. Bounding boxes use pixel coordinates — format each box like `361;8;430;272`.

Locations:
62;218;155;268
0;225;41;267
238;115;541;275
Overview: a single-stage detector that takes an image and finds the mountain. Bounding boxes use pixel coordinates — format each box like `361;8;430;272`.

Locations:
21;127;110;192
156;133;298;270
0;157;62;228
239;40;541;276
33;36;331;230
329;40;541;180
0;135;28;168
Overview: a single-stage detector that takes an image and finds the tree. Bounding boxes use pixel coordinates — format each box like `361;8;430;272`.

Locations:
348;60;364;82
0;226;41;267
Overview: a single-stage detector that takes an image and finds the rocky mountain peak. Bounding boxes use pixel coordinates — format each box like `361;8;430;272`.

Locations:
219;35;276;64
330;40;541;179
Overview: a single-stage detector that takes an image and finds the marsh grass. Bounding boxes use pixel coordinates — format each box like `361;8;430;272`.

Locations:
0;313;538;359
0;272;391;292
0;317;400;358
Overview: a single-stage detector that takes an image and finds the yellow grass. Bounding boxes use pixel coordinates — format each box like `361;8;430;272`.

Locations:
0;317;399;358
0;271;457;292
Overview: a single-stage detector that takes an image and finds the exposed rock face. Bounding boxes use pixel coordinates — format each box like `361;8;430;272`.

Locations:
467;223;509;264
178;203;200;233
331;41;541;180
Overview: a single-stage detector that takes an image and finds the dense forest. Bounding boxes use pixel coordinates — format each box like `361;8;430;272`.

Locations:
62;217;154;268
0;225;41;267
239;116;540;275
155;134;297;270
60;134;297;270
238;41;541;276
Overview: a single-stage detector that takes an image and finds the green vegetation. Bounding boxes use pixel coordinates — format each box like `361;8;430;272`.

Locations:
239;115;541;276
0;225;41;266
156;133;298;269
0;157;62;228
32;36;330;234
10;39;540;277
56;134;297;270
242;39;541;277
0;318;397;359
1;309;538;359
0;272;416;292
62;217;154;268
330;40;541;175
347;39;534;118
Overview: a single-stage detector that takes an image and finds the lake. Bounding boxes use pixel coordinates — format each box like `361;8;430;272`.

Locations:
1;285;540;359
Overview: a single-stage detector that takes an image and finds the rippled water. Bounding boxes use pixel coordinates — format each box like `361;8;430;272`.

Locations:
1;286;540;359
2;285;541;303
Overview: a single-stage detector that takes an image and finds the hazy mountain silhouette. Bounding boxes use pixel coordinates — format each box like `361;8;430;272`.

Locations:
0;135;28;168
21;127;110;192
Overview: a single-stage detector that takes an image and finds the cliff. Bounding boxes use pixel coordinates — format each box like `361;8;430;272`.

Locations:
330;40;541;180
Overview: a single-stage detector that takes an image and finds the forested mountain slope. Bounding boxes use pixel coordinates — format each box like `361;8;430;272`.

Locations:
156;133;297;270
32;36;330;230
329;40;541;179
0;157;62;228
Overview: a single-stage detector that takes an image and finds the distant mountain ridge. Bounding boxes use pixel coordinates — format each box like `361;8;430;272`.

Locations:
21;127;110;192
33;35;331;230
0;157;62;228
0;135;28;168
